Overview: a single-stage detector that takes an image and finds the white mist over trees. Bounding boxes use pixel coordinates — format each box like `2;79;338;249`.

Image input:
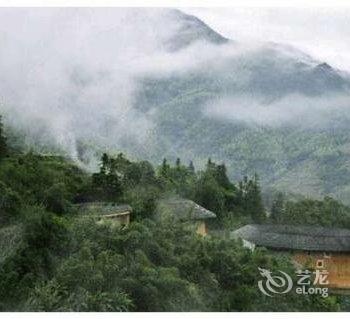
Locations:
0;8;221;166
0;7;350;185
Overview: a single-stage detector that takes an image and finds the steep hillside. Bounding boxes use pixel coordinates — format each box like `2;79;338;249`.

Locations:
129;10;350;203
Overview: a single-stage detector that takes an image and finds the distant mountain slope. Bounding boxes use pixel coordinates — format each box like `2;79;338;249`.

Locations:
130;10;350;204
163;9;229;51
2;8;350;204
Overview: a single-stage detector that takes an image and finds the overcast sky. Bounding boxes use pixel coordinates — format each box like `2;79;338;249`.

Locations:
183;7;350;72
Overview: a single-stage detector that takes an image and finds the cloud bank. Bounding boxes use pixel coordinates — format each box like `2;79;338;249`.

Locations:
0;8;223;168
183;7;350;72
1;7;350;170
204;94;350;129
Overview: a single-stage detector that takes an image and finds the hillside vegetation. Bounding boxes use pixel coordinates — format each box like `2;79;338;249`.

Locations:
1;115;350;311
132;73;350;205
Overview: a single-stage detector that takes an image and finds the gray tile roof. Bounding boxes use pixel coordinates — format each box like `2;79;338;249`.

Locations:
231;224;350;252
75;202;132;216
157;199;217;221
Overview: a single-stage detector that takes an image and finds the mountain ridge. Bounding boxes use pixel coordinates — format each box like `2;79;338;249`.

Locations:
2;8;350;205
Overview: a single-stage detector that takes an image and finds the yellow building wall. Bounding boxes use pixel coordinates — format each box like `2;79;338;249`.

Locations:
293;252;350;289
196;221;208;236
104;213;130;226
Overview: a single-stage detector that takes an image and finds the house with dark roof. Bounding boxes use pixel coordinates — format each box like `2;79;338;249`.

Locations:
76;202;132;226
232;224;350;290
157;199;217;236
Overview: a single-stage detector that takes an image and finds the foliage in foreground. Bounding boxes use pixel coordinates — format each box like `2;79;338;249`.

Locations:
0;117;348;312
0;214;341;311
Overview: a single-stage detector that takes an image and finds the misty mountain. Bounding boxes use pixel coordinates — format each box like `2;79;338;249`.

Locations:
163;10;229;51
137;40;349;111
131;9;350;204
2;8;350;204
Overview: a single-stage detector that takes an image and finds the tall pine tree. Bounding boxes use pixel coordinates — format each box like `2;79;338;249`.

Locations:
0;115;7;160
249;174;265;223
160;158;169;177
270;192;285;223
188;161;195;174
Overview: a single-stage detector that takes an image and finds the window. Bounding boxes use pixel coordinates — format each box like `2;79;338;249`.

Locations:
316;259;324;268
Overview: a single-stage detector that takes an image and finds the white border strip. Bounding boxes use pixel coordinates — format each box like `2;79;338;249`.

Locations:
1;0;350;8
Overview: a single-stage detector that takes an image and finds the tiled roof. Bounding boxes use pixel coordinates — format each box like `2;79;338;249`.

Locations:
232;224;350;252
75;202;132;216
157;199;217;221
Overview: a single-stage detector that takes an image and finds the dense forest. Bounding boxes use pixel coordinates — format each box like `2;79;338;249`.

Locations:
0;115;349;311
